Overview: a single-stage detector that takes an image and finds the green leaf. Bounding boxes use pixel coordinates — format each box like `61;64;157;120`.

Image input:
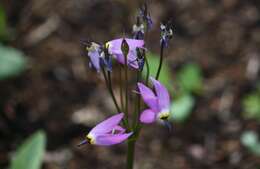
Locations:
241;131;259;147
241;131;260;156
177;63;203;94
142;52;173;93
242;93;260;120
0;44;27;80
170;94;195;122
10;131;46;169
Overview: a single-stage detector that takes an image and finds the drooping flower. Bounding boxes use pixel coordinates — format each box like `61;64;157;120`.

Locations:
160;23;173;47
106;38;144;69
138;77;171;124
86;42;102;71
78;113;132;146
139;3;153;30
133;17;145;40
85;42;112;72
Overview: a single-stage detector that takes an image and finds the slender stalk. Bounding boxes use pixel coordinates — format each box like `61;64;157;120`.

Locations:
119;66;124;111
133;70;141;128
144;53;150;85
126;140;136;169
107;71;121;112
155;42;164;80
101;67;121;113
124;54;129;125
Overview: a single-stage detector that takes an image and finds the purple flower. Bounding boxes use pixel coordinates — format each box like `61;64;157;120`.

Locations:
139;3;153;30
133;17;145;40
160;23;173;47
106;38;144;69
86;42;102;71
78;113;132;146
138;77;170;124
86;42;112;72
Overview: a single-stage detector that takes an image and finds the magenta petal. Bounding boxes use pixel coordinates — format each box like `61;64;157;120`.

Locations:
114;54;125;64
113;125;126;134
127;50;139;69
95;132;133;146
89;113;124;135
112;52;139;69
124;38;144;50
140;109;156;124
150;77;170;110
108;38;144;52
138;82;159;111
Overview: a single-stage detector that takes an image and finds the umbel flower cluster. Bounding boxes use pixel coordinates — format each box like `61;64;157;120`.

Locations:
79;3;173;169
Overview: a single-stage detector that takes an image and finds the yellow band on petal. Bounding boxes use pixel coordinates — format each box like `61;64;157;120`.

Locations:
105;42;111;49
86;134;95;144
158;111;170;120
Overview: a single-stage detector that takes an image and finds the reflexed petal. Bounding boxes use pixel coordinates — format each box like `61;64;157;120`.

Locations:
107;38;144;53
140;109;156;123
127;51;139;69
95;132;133;146
138;83;158;111
89;113;124;135
113;54;125;64
112;52;139;69
150;77;170;110
88;51;100;71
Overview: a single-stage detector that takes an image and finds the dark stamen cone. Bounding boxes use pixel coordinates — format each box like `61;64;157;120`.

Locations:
163;120;172;132
77;140;88;147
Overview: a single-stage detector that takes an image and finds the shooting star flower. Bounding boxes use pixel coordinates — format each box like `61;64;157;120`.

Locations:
138;77;171;124
85;42;112;72
78;113;132;146
160;23;173;47
106;38;144;69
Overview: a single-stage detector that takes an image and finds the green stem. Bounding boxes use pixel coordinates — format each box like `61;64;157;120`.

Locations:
107;71;121;113
133;70;141;128
124;54;129;125
101;67;121;113
119;66;124;111
144;53;150;85
155;42;164;80
126;140;136;169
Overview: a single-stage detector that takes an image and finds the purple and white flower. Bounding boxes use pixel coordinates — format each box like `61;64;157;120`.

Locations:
106;38;144;69
86;42;112;72
78;113;132;146
160;23;173;47
138;77;171;124
86;42;102;71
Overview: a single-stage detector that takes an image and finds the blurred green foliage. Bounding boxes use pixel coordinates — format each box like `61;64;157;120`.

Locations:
142;52;174;93
0;44;27;80
241;131;260;156
176;63;203;94
10;131;46;169
170;94;195;122
242;92;260;121
143;53;203;123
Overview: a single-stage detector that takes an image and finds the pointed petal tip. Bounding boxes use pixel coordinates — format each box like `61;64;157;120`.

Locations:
89;113;125;135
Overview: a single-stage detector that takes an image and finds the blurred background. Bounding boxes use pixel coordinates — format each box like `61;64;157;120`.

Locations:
0;0;260;169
